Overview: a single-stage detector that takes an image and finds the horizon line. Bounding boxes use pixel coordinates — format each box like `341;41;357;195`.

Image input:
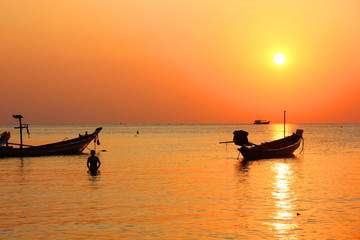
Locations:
0;122;359;125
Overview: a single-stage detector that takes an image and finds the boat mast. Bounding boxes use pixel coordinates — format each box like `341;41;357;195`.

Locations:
284;111;286;137
13;115;27;149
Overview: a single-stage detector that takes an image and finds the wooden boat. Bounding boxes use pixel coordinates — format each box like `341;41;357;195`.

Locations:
253;119;270;124
0;115;102;157
236;129;304;160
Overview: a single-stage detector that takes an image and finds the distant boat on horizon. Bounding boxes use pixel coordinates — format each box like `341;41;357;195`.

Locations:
253;119;270;124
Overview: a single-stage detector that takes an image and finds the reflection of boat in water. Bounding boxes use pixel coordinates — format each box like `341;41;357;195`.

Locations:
253;119;270;124
233;129;304;160
0;115;102;158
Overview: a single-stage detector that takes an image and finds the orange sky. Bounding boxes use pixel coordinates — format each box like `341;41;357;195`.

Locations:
1;0;359;124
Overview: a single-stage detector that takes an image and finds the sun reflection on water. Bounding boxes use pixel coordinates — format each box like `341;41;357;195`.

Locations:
269;123;298;140
264;162;299;239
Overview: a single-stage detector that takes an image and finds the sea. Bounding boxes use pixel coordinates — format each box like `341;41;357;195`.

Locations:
0;123;359;239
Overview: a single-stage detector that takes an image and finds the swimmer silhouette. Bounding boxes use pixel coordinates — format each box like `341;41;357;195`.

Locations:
87;150;101;175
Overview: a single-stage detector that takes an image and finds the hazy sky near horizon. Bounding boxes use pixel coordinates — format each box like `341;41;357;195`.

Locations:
1;0;359;124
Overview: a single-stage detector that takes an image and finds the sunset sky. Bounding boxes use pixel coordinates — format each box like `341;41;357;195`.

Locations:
1;0;359;124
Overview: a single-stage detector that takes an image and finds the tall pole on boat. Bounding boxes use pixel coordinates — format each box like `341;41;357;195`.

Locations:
19;117;23;148
13;115;24;149
284;111;286;138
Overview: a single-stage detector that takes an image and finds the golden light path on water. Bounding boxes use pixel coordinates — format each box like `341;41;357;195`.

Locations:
270;123;288;140
264;162;299;239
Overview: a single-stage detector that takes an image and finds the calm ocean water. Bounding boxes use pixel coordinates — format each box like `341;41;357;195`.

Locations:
0;123;359;239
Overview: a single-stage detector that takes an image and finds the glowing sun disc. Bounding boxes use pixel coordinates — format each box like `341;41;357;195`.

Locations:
274;53;286;65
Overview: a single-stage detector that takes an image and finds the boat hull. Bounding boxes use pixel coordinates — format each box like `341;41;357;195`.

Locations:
239;132;303;160
0;127;102;158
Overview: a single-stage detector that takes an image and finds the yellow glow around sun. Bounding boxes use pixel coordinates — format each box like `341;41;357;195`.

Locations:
274;53;286;65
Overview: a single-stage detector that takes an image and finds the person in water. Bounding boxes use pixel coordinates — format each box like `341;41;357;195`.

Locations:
87;150;101;173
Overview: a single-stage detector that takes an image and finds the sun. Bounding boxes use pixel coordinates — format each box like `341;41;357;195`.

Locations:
273;53;286;65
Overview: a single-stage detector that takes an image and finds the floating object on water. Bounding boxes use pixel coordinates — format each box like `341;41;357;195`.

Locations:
253;119;270;124
221;111;303;160
237;129;304;160
220;129;304;160
0;115;102;158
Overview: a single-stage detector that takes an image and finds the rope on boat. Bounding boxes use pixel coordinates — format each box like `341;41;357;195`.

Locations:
86;134;101;152
299;137;305;154
26;125;30;138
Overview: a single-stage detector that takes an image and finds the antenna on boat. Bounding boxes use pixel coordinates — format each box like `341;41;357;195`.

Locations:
284;111;286;137
12;115;29;149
